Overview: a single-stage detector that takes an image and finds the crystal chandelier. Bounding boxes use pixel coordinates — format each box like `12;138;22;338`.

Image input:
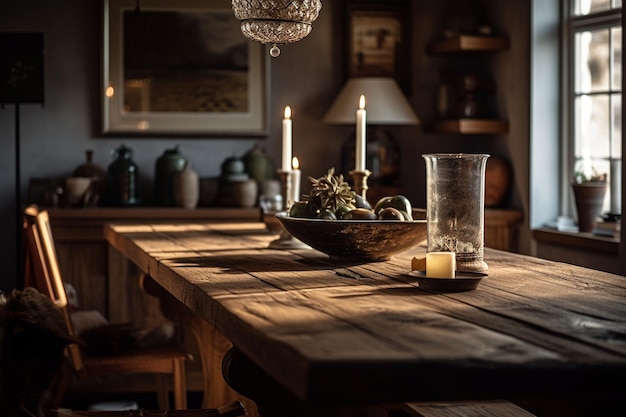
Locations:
232;0;322;57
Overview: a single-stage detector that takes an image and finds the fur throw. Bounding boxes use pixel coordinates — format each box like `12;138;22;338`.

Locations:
0;287;78;417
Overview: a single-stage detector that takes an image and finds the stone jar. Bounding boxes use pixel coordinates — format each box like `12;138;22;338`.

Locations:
232;179;258;208
243;144;275;187
155;146;187;206
173;162;199;209
106;145;141;206
73;149;106;200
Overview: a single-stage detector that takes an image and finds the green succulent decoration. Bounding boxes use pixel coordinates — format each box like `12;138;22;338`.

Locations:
303;168;356;214
573;166;608;184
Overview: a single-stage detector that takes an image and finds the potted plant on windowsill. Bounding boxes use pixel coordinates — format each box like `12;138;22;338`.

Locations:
572;167;608;233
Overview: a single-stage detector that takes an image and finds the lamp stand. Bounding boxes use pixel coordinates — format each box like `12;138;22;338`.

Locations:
1;33;45;289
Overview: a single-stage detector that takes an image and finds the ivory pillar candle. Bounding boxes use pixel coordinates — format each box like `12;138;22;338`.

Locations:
426;252;456;278
282;106;292;171
355;95;366;171
291;157;301;205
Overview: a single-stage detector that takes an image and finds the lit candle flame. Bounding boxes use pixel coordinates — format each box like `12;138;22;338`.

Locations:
284;106;292;119
359;95;365;110
292;157;299;170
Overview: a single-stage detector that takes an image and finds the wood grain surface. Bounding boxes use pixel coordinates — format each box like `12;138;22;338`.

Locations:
104;222;626;409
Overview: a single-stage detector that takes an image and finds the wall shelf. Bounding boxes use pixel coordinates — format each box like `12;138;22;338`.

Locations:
426;119;509;134
427;35;510;55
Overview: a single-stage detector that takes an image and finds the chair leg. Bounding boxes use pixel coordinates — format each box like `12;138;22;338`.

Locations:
47;360;73;410
155;373;169;410
173;358;188;409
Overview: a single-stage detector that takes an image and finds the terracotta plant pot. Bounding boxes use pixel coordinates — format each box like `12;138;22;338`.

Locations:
572;182;607;232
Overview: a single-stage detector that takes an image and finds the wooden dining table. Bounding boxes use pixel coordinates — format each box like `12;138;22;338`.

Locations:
103;221;626;417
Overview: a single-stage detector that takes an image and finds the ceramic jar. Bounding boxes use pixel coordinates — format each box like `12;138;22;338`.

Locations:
232;179;258;208
73;150;106;178
72;149;107;204
106;145;141;206
243;144;275;187
484;156;512;207
218;155;250;206
155;146;187;206
173;162;199;209
65;177;93;207
221;156;247;180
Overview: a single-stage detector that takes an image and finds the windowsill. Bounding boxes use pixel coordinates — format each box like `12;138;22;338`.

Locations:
532;227;620;255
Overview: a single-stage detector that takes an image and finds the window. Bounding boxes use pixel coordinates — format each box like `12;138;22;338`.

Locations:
566;0;622;216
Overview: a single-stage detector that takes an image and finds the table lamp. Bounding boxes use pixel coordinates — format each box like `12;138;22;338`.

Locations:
323;77;419;189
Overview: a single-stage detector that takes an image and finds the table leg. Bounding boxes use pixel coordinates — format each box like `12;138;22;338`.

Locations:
140;274;258;416
222;346;340;417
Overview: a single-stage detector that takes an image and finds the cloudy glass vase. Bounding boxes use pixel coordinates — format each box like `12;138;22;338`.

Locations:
423;153;490;272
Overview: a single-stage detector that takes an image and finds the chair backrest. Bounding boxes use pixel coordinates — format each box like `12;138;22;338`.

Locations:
24;205;68;309
23;205;85;373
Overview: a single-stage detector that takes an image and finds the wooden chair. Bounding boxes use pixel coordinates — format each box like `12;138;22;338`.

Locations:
23;205;193;410
1;286;245;417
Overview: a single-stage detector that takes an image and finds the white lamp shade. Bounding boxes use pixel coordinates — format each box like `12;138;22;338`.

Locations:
323;77;419;125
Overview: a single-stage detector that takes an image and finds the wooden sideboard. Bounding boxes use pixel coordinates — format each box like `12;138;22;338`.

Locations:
484;208;524;252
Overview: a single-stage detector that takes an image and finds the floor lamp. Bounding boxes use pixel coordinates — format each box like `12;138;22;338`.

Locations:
0;33;45;289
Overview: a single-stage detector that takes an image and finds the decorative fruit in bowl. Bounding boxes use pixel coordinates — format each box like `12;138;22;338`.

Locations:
276;168;426;261
288;168;414;221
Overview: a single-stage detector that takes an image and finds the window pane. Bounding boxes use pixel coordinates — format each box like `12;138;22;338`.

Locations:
594;159;612;212
576;29;610;93
575;94;611;158
574;0;613;15
612;27;622;89
613;93;622;157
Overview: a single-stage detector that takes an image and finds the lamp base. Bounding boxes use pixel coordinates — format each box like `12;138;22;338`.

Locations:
341;126;401;186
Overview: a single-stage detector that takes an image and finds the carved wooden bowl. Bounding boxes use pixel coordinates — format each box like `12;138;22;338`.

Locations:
275;212;427;261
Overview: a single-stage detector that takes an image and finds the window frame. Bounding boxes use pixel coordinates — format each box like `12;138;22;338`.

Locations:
563;5;622;218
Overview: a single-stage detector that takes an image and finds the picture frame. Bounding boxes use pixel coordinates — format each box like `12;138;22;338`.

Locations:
345;0;412;94
0;33;45;105
102;0;268;136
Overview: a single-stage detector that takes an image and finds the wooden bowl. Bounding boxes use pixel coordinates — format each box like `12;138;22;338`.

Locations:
275;212;427;261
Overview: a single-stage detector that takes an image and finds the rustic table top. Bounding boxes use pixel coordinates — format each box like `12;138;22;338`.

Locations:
103;222;626;405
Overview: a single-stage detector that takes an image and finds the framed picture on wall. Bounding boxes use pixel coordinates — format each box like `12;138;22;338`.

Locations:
102;0;268;136
0;32;45;104
346;0;412;94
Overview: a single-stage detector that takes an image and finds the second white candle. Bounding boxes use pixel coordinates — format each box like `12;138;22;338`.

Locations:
291;157;301;206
